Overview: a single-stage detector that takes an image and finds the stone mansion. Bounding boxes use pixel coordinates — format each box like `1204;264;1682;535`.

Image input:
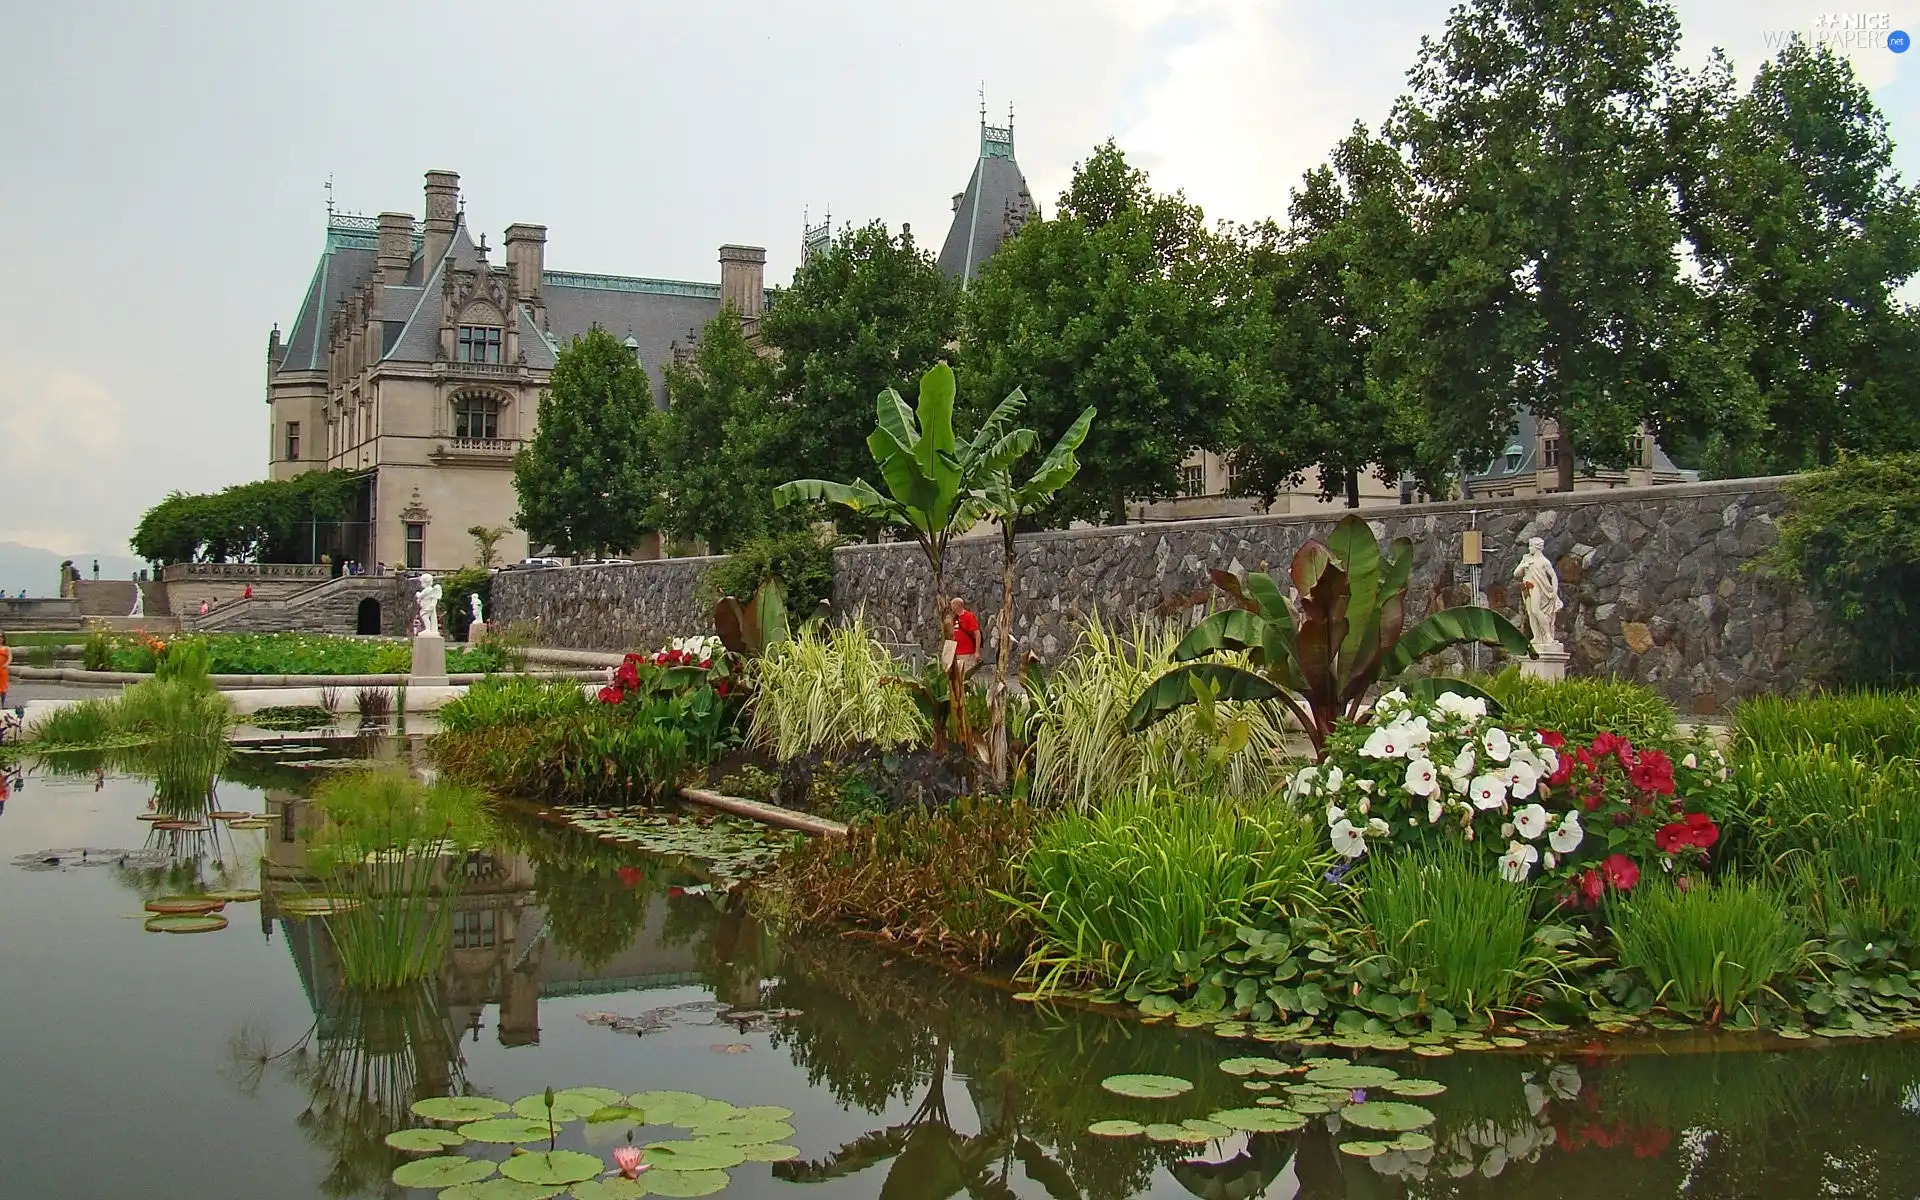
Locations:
267;169;767;571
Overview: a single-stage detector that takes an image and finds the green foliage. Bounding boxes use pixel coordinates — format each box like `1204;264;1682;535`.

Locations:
130;469;364;563
1767;454;1920;683
961;142;1239;526
703;526;837;620
85;632;497;676
746;616;928;761
435;676;592;734
1670;41;1920;475
81;629;112;671
1012;792;1330;991
760;219;960;526
1610;877;1804;1020
656;303;787;553
778;796;1037;966
713;579;789;658
466;524;510;570
1358;844;1536;1014
1127;516;1528;753
250;705;334;731
438;566;492;644
28;674;231;750
1480;669;1679;746
1026;616;1290;811
1733;689;1920;763
513;326;662;557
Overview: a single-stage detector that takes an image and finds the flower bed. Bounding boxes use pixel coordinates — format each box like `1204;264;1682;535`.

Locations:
84;631;508;676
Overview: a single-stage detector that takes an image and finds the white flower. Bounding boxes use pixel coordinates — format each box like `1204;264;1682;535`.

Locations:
1288;767;1318;799
1504;759;1540;799
1469;773;1509;810
1357;795;1371;815
1404;757;1439;797
1451;745;1477;779
1513;803;1550;840
1402;716;1435;748
1543;851;1557;869
1331;818;1368;858
1361;726;1410;759
1482;727;1513;764
1379;687;1409;709
1326;803;1347;828
1436;691;1488;722
1498;841;1539;883
1355;779;1375;793
1500;822;1514;839
1682;752;1698;769
1367;817;1391;838
1537;746;1559;777
1325;765;1345;792
1548;811;1584;854
1428;798;1445;824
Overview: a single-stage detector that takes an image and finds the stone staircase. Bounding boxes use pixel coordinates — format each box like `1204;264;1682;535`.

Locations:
191;575;407;635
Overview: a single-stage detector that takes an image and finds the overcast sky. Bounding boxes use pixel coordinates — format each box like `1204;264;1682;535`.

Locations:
1;0;1912;559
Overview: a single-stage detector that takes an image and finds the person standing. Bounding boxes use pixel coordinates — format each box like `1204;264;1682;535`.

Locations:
0;631;11;709
242;584;253;600
91;559;99;580
945;596;981;679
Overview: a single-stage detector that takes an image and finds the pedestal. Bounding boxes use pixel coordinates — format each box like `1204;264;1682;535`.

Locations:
465;620;486;645
1520;642;1569;682
411;633;448;687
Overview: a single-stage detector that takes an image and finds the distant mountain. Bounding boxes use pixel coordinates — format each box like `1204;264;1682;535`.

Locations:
0;542;144;598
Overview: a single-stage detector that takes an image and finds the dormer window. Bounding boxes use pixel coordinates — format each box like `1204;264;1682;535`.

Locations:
457;325;503;363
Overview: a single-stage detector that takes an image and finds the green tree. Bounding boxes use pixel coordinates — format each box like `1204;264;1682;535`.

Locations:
760;220;959;524
131;470;363;564
961;142;1241;525
1224;125;1439;508
512;326;662;558
466;524;510;569
1669;40;1920;475
1382;0;1745;491
656;305;785;553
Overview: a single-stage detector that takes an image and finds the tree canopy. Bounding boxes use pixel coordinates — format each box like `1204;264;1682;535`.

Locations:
512;326;662;558
656;304;787;554
130;470;364;565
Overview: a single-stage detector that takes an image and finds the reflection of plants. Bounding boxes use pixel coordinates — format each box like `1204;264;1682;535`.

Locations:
302;769;493;989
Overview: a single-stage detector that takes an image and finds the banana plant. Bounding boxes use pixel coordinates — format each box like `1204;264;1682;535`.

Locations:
1125;515;1532;756
713;578;789;658
773;363;1034;640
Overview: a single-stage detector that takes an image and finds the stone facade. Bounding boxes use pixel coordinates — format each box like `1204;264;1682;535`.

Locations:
190;575;410;636
492;478;1820;712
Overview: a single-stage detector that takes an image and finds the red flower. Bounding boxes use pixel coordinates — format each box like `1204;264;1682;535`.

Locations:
1591;732;1624;758
1580;868;1606;906
699;658;712;670
1683;811;1719;848
614;661;640;689
1630;1125;1672;1159
1630;749;1676;795
714;680;730;698
615;865;644;889
597;685;624;704
1541;730;1567;750
622;652;643;666
1603;854;1641;891
1655;822;1690;854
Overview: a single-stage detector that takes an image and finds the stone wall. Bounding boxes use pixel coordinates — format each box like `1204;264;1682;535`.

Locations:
492;478;1820;712
191;575;410;635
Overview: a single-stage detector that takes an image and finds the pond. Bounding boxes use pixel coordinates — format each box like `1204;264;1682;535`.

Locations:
2;745;1918;1199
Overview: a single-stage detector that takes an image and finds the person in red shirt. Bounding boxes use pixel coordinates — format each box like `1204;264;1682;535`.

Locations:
946;596;981;678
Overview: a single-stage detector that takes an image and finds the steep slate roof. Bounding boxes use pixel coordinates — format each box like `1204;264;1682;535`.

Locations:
1465;410;1698;488
382;225;488;363
275;236;377;373
938;122;1039;286
538;275;723;402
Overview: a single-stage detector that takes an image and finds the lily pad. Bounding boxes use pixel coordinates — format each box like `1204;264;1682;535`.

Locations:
1256;1096;1286;1107
1340;1101;1436;1133
731;1105;794;1121
146;896;225;915
643;1140;748;1171
1388;1131;1436;1152
1305;1065;1399;1088
586;1106;646;1125
205;888;262;902
693;1118;794;1145
279;896;359;917
411;1096;510;1123
567;1181;647;1200
390;1154;497;1189
458;1118;554;1144
1412;1045;1455;1058
1209;1107;1307;1133
1492;1036;1527;1048
1181;1118;1233;1139
499;1151;602;1186
226;818;271;830
512;1092;604;1123
1287;1098;1335;1115
207;811;254;821
1218;1056;1285;1077
641;1169;732;1198
384;1127;467;1152
736;1142;800;1162
1242;1080;1273;1092
1145;1123;1209;1144
1099;1073;1193;1099
627;1090;706;1124
1339;1140;1391;1158
144;913;228;933
673;1100;738;1128
1088;1119;1145;1138
559;1087;626;1108
1382;1078;1446;1098
441;1180;561;1200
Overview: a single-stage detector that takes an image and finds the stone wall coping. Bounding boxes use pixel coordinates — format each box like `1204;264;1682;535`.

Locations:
11;667;608;687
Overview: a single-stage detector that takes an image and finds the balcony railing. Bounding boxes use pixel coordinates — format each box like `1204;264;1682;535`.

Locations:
432;437;523;463
439;360;520;378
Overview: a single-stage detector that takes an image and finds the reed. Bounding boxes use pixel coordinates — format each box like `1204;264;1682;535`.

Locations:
747;615;929;761
1479;670;1679;745
435;675;590;733
1610;877;1804;1019
1732;691;1920;763
1358;843;1536;1014
1026;616;1292;811
1012;791;1328;990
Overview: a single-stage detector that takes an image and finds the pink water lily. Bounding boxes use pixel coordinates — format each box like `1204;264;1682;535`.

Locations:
610;1146;649;1179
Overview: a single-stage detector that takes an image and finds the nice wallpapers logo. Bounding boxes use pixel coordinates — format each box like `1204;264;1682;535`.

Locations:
1763;13;1911;52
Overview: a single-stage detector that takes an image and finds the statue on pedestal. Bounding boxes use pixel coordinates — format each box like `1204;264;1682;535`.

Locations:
416;573;443;638
1512;537;1563;651
128;585;144;619
469;592;485;630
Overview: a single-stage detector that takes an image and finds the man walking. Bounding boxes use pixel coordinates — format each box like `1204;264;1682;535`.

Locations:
945;596;981;679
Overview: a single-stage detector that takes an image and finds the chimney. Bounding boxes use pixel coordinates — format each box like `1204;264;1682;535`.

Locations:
421;170;460;270
376;212;413;284
718;244;766;320
505;223;547;311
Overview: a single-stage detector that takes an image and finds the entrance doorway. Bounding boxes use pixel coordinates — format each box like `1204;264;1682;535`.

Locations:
356;597;381;635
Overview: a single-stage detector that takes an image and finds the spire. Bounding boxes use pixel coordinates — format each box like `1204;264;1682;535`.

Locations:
941;97;1035;286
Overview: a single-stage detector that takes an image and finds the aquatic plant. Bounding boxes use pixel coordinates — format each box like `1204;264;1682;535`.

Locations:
1609;876;1805;1021
1026;615;1291;811
249;705;334;731
1358;843;1539;1014
1478;669;1680;746
746;615;929;761
436;674;592;733
1012;791;1329;991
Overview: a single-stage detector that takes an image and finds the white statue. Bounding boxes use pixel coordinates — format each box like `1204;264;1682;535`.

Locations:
469;592;485;629
1513;537;1563;651
416;573;443;638
128;585;144;618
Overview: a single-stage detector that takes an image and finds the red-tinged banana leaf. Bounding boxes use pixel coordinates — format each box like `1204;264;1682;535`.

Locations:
1209;569;1260;614
1380;606;1531;678
1125;664;1283;732
1173;609;1267;661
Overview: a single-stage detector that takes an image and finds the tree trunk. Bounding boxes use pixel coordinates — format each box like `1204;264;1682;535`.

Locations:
1344;469;1361;509
988;524;1018;789
1556;421;1576;493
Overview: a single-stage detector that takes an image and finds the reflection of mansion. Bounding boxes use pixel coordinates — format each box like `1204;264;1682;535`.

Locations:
267;170;769;570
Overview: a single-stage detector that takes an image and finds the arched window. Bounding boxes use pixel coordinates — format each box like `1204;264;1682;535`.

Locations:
454;395;499;440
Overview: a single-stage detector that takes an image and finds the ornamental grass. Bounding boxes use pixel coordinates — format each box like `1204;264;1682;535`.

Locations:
1358;843;1537;1014
746;615;928;761
1610;877;1804;1020
1733;691;1920;764
1479;670;1679;747
1011;791;1328;991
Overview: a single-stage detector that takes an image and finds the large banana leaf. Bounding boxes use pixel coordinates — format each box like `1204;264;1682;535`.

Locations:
1328;517;1382;673
1380;606;1532;677
1172;609;1268;661
1124;664;1283;732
